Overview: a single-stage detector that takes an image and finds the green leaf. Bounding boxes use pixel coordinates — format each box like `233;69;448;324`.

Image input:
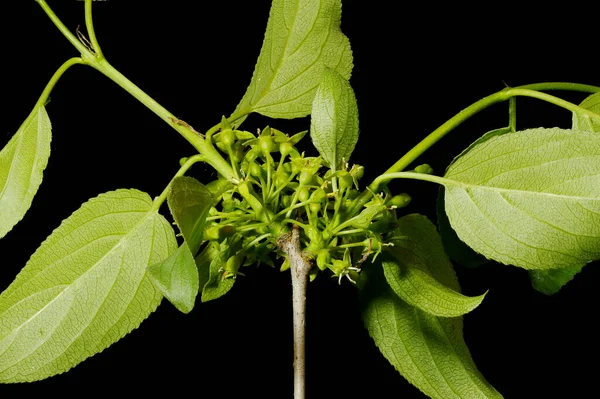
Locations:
437;127;511;268
0;189;177;382
437;188;487;268
232;0;353;121
572;92;600;133
442;128;600;269
527;103;600;294
310;68;359;170
360;264;502;399
0;105;51;239
382;215;486;317
195;241;234;302
168;176;214;255
149;242;199;313
528;265;584;295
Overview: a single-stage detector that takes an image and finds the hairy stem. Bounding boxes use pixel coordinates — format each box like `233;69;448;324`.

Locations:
278;226;312;399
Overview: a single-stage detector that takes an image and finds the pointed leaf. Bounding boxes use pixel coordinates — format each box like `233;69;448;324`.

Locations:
168;176;214;255
195;241;234;302
0;105;51;238
310;68;359;169
442;128;600;269
382;215;486;317
572;92;600;133
528;265;584;295
232;0;353;121
0;189;177;382
149;242;199;313
360;264;502;399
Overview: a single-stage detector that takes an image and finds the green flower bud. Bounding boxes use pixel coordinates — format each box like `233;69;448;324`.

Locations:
203;225;237;242
248;161;264;179
179;157;189;167
309;202;321;214
275;169;290;190
338;170;353;192
299;171;314;186
388;193;411;208
349;164;364;181
316;249;331;271
310;187;327;202
259;134;275;154
414;164;434;174
221;128;236;148
282;194;292;208
298;186;310;202
279;142;295;158
224;253;243;275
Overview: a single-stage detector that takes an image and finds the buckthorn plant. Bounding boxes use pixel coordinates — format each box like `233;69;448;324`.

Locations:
1;1;598;398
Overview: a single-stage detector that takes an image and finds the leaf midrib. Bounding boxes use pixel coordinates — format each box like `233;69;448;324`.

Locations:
1;208;156;339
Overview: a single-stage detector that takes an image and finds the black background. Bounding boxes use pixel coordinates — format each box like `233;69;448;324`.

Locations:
1;1;598;398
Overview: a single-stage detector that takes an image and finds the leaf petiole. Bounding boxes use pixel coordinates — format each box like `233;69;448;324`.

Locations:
152;154;208;211
344;83;600;220
84;0;103;59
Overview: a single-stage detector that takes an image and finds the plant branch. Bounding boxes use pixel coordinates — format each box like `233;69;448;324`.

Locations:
36;0;95;60
343;82;600;220
84;0;104;59
277;226;312;399
35;57;84;109
36;0;235;181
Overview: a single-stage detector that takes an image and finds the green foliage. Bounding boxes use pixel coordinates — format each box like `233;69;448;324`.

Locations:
310;67;359;170
167;176;214;255
196;241;235;302
572;92;600;132
360;260;502;399
442;128;600;269
528;265;584;295
232;0;353;121
0;105;51;239
0;0;598;397
149;242;199;313
382;215;486;318
0;189;176;382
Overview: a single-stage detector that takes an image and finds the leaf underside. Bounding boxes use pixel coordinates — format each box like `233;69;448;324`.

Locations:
0;189;177;382
196;241;234;302
232;0;353;121
167;176;214;256
310;67;359;169
527;94;600;293
383;215;486;317
0;106;52;239
360;264;502;399
443;128;600;270
437;127;512;268
572;92;600;133
148;242;199;314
